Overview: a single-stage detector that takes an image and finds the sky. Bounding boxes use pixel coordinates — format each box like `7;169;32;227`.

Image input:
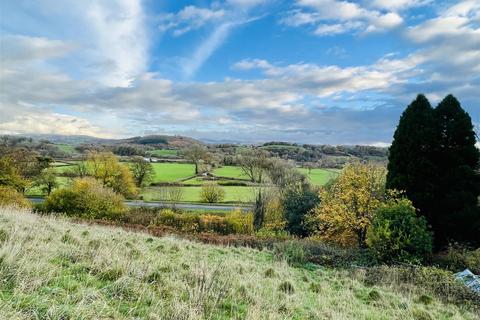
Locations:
0;0;479;145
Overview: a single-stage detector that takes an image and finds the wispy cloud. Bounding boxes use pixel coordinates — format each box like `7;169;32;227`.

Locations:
182;22;235;78
161;2;269;78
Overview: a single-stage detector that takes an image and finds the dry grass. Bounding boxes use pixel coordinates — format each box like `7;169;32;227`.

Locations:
0;206;477;319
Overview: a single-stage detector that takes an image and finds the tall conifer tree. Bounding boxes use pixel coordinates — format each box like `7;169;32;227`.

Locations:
386;94;439;228
433;94;480;246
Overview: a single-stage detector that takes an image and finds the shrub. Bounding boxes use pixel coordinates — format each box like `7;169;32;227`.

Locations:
357;266;479;307
224;209;254;234
282;183;319;237
152;209;253;235
367;198;433;264
433;244;480;274
273;241;307;265
43;177;126;219
262;195;287;232
0;186;30;208
199;182;225;203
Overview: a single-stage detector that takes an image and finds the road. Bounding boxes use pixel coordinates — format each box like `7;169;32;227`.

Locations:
27;197;251;212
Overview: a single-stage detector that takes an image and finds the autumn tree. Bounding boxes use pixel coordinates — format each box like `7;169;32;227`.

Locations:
83;151;137;197
0;148;50;192
308;162;387;248
0;155;28;191
131;156;154;187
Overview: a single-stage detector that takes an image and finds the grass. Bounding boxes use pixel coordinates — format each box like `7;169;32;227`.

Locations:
142;186;257;203
25;177;71;197
299;168;340;186
0;206;477;319
55;143;76;154
148;149;178;157
151;163;196;183
213;166;247;179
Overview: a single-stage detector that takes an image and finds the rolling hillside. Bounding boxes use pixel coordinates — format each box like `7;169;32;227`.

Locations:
0;207;477;319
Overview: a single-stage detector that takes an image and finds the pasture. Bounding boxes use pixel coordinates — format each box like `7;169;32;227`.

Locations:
299;168;340;186
142;186;257;203
147;149;178;157
151;162;195;182
213;166;247;179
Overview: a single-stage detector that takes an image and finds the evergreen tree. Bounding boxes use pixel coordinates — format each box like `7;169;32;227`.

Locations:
433;94;480;246
386;94;439;230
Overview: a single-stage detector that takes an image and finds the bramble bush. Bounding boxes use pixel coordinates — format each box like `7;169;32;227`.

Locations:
43;177;126;219
366;198;433;264
152;209;253;235
432;244;480;274
0;186;31;208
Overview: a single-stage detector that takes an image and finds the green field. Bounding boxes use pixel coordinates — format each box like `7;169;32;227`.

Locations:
55;143;76;154
300;168;340;186
26;177;71;196
148;149;178;157
151;162;195;182
142;186;256;203
1;207;476;319
213;166;247;179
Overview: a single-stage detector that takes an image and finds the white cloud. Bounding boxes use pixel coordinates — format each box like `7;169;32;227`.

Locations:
0;113;112;138
368;0;432;11
0;35;75;63
159;6;225;36
86;0;148;87
282;0;404;35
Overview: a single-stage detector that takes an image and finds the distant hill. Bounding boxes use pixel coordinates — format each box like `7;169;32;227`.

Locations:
15;134;203;148
118;135;203;148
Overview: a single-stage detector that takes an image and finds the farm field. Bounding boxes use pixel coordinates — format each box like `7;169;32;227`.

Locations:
0;207;476;320
54;143;76;154
213;166;247;179
151;162;195;182
300;168;340;186
142;186;257;203
26;177;71;197
147;149;178;157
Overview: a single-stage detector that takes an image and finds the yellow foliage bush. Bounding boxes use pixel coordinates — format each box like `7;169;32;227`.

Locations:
0;186;30;208
308;162;387;247
43;177;126;219
262;196;286;232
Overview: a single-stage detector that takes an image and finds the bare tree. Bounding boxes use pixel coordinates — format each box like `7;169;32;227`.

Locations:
237;148;270;183
181;145;209;175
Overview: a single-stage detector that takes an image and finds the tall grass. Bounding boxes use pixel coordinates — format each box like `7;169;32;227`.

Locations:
0;206;477;319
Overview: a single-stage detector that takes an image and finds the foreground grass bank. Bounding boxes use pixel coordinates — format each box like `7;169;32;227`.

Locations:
0;207;477;319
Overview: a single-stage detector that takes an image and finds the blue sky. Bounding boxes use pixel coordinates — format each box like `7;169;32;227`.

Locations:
0;0;479;145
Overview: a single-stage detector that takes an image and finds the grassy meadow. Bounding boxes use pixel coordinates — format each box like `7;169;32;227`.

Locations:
299;168;340;186
142;186;257;203
147;149;178;157
0;207;477;319
151;163;196;182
